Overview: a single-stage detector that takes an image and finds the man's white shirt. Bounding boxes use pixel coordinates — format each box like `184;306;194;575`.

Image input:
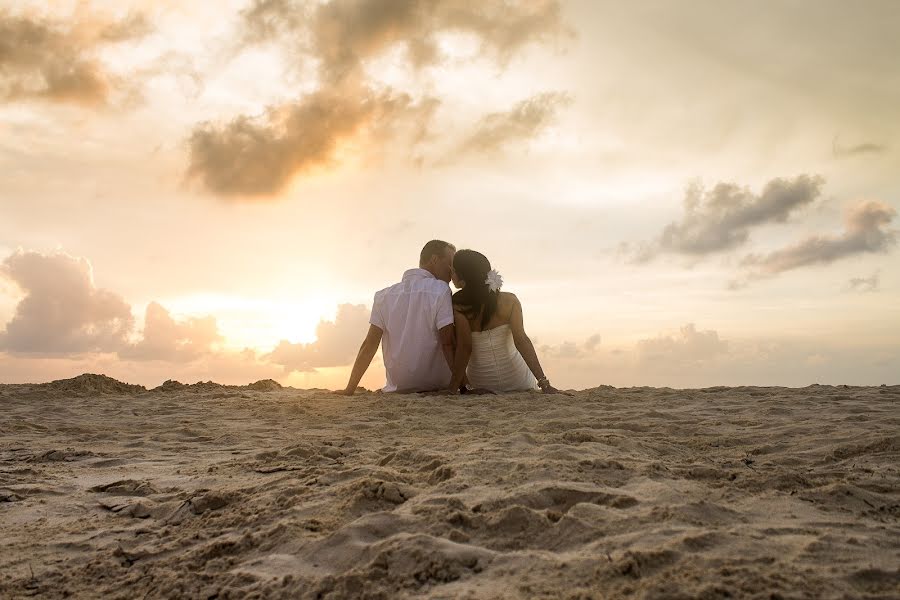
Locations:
370;268;454;392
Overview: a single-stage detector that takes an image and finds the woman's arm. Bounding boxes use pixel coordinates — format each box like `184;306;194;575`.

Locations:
448;309;472;392
508;294;562;394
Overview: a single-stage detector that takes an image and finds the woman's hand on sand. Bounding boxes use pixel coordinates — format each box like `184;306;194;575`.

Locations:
541;384;573;396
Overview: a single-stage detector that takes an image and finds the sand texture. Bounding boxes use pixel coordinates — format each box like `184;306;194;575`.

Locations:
1;374;899;599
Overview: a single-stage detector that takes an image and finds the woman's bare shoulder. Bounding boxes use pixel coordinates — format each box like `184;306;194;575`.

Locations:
495;292;519;322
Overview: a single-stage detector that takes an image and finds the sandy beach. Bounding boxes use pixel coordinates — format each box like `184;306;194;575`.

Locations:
1;373;898;599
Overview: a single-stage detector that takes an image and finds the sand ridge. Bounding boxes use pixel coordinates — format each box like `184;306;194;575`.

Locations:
1;374;899;598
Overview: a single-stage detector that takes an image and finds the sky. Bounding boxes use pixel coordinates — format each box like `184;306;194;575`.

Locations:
1;0;898;389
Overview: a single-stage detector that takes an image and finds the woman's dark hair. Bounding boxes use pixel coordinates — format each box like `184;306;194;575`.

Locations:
452;249;498;329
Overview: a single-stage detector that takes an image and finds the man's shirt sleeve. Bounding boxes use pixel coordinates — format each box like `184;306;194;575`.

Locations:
434;287;454;330
370;292;384;330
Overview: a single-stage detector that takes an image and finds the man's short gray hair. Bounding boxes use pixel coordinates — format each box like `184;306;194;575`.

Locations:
419;240;454;265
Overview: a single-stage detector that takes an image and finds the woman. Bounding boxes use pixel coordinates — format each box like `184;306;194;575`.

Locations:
448;249;562;394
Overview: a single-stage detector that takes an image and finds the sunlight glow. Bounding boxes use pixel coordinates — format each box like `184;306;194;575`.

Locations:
149;293;336;351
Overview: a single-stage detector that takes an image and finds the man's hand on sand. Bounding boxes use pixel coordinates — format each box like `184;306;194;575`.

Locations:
336;386;369;396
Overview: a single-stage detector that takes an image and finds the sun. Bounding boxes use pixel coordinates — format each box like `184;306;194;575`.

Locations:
150;293;335;352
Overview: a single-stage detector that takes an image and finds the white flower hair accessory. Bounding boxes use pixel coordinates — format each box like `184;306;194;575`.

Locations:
485;269;503;292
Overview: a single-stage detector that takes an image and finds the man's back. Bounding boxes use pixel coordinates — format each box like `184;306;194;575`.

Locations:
371;268;454;392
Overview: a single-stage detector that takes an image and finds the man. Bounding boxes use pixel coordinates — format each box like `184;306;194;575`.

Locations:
340;240;465;395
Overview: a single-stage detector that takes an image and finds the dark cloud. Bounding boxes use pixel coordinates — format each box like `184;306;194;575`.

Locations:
241;0;569;82
0;9;152;107
584;333;602;351
832;137;888;158
633;175;825;262
119;302;222;362
637;324;728;364
186;86;435;198
191;0;569;198
0;250;133;354
265;304;370;373
846;272;880;293
738;200;897;280
458;92;570;156
239;0;309;47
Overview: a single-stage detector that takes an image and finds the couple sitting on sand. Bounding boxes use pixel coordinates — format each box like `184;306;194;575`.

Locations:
340;240;562;395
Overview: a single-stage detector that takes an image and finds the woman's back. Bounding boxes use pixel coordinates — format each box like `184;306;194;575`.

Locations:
467;323;536;391
459;292;536;392
449;249;560;395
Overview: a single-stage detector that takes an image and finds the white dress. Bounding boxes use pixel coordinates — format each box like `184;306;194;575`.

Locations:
467;324;537;392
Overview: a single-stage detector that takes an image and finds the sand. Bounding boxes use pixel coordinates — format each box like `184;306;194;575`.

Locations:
1;373;898;599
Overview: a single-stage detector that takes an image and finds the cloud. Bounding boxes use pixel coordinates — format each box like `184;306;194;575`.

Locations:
457;92;570;156
239;0;309;48
132;50;205;101
0;9;152;107
265;303;370;373
738;200;897;280
832;137;888;158
846;272;880;293
0;249;382;386
190;0;569;198
240;0;569;82
119;302;223;362
637;323;728;364
0;250;134;354
539;333;601;360
632;175;825;262
0;249;223;362
186;85;435;198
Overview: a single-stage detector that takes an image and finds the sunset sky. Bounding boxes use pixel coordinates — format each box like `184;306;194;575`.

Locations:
2;0;898;389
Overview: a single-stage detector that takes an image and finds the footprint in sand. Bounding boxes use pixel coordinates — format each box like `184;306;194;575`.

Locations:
31;448;96;462
473;483;639;515
90;479;158;496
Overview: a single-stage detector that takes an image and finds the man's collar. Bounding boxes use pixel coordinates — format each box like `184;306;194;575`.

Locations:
402;267;436;281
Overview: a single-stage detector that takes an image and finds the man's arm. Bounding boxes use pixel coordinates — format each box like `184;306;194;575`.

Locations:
435;286;457;376
339;324;383;395
439;323;455;373
447;310;472;392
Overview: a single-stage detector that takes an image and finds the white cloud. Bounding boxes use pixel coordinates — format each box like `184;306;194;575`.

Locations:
119;301;223;361
636;323;728;365
265;303;370;373
539;333;601;360
0;249;133;355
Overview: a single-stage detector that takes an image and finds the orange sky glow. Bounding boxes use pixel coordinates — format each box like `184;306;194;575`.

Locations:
1;0;898;389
